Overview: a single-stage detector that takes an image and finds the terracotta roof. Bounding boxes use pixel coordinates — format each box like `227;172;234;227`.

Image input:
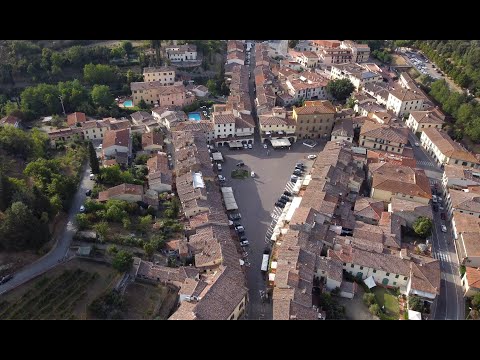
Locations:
453;211;480;235
367;149;417;168
461;232;480;258
213;114;236;124
130;82;186;95
390;197;433;219
332;119;354;138
98;183;143;202
444;164;480;185
360;121;408;144
67;112;86;126
142;131;164;149
409;110;445;125
370;163;431;199
102;128;130;149
422;128;478;164
449;189;480;213
389;88;426;102
315;257;343;283
147;153;169;173
294;101;335;115
354;197;384;222
410;260;440;295
465;267;480;290
143;66;175;74
131;111;153;122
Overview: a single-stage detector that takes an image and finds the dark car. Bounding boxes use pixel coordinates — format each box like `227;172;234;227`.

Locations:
232;220;242;227
441;213;446;220
235;225;245;234
236;161;245;167
281;195;291;202
228;213;242;221
239;235;248;241
85;189;92;196
432;204;438;212
294;166;304;172
0;274;13;285
283;190;293;197
278;198;287;204
290;175;298;183
296;162;304;168
275;202;285;208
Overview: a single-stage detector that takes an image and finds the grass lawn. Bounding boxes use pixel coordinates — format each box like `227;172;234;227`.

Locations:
374;287;399;319
231;169;249;179
391;54;407;66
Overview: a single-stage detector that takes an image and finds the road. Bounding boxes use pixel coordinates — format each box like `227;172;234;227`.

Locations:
0;164;94;295
407;132;464;319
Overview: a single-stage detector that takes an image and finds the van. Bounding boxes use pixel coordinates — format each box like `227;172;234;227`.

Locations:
217;163;222;171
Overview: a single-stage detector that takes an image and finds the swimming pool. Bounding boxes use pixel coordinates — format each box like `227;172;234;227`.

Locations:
188;112;201;121
123;100;133;108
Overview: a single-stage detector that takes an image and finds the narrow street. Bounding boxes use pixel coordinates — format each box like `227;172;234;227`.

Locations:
407;132;464;319
0;164;94;295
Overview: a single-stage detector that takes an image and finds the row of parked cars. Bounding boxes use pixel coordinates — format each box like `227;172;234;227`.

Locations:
275;190;293;208
228;213;249;247
431;184;448;233
290;162;305;184
0;274;14;285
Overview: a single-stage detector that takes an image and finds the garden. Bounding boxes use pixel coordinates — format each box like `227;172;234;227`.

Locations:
231;169;249;179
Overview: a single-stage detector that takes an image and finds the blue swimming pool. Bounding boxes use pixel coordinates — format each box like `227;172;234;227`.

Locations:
123;100;133;108
188;112;201;121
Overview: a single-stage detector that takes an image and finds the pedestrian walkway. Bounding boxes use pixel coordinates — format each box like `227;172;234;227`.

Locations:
432;251;451;263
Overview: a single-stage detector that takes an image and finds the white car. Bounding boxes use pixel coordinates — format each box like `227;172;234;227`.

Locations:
243;143;248;149
307;154;317;160
218;175;226;182
441;225;447;233
248;143;252;149
263;144;268;149
97;144;103;150
414;142;420;147
79;205;86;213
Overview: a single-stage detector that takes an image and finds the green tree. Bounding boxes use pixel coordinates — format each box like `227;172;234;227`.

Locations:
150;234;165;250
135;154;150;165
75;213;90;230
363;292;376;306
83;63;118;86
107;244;118;255
111;46;126;59
144;242;155;259
412;216;433;238
138;99;148;110
122;217;131;230
105;205;126;222
408;295;423;312
88;141;100;174
346;96;356;109
326;79;355;102
122;41;133;56
94;221;109;242
369;303;381;316
112;250;134;272
472;293;480;309
288;40;299;49
0;201;50;251
138;214;153;234
91;85;114;108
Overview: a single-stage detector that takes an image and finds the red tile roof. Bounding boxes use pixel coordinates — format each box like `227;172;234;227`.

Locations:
67;112;87;126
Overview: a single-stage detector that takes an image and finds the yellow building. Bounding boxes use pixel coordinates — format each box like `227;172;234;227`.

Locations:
292;100;336;140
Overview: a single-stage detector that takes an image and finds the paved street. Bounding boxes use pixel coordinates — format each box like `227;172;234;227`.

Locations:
0;163;94;295
220;140;323;320
406;131;464;319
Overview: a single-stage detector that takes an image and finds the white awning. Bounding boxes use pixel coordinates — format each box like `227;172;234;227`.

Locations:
212;152;224;162
408;310;422;320
270;138;291;148
192;172;205;188
221;187;238;211
271;261;278;270
269;273;276;281
364;275;377;289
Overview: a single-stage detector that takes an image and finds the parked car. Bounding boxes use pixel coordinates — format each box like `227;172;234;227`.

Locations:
432;195;438;203
278;198;287;204
283;190;293;197
243;143;248;149
89;174;95;180
437;196;443;202
280;195;291;202
218;175;226;182
439;206;444;211
85;189;92;196
293;170;302;176
236;226;245;234
432;204;438;212
296;162;305;168
263;144;268;149
441;213;446;220
275;201;286;208
290;175;298;183
0;274;13;285
97;144;103;150
240;240;249;247
79;205;86;213
414;142;420;147
251;171;255;178
217;163;222;171
248;143;253;149
228;213;242;221
441;225;447;233
307;154;317;160
236;161;245;167
239;235;248;241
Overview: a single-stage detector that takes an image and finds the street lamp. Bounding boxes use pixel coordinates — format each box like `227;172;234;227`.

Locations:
58;95;66;116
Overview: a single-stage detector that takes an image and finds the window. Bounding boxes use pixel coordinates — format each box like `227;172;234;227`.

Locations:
373;269;376;273
360;266;364;270
403;276;407;280
386;273;390;276
393;282;397;286
395;274;399;279
343;263;346;266
350;264;354;268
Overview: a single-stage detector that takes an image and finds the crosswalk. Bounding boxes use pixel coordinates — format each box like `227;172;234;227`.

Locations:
432;251;451;263
417;160;437;168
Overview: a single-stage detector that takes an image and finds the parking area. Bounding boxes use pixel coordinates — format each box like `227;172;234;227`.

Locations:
216;140;324;319
401;49;443;80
